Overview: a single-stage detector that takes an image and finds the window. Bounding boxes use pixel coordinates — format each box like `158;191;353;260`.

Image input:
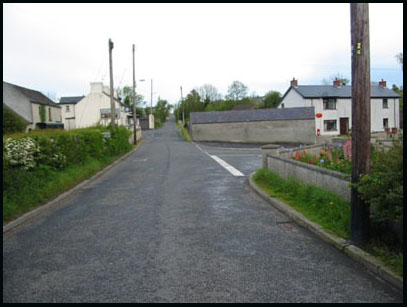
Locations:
281;103;285;109
66;105;70;112
382;98;388;109
323;98;336;110
324;120;337;131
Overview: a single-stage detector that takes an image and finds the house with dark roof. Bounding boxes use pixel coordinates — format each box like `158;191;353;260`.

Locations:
58;82;130;130
279;78;400;136
3;81;62;132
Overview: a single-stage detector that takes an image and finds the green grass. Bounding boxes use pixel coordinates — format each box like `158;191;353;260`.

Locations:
176;123;192;142
253;168;350;238
3;147;135;223
252;168;403;277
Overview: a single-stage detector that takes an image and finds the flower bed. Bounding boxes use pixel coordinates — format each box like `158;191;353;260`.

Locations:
291;137;352;175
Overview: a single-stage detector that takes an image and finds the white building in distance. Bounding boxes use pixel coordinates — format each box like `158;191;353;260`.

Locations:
278;78;400;136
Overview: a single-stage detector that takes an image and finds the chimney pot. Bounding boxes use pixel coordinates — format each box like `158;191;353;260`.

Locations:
291;78;298;87
379;79;387;87
333;78;341;87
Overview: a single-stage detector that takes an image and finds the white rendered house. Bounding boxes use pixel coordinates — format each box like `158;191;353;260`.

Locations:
278;78;400;136
59;82;130;130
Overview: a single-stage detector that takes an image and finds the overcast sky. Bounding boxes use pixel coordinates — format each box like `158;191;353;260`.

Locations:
3;3;403;106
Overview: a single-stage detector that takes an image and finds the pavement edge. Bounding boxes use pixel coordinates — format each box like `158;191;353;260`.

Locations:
248;172;403;292
3;140;144;235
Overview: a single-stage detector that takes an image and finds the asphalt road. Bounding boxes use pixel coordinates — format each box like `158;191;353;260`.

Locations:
3;116;402;303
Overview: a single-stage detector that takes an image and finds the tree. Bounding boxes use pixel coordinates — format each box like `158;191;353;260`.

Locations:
395;52;403;70
153;99;172;124
116;86;145;108
195;84;222;106
321;73;350;86
262;91;282;108
226;80;249;101
175;89;204;122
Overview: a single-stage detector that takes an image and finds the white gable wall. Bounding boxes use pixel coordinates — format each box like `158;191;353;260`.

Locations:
278;88;305;108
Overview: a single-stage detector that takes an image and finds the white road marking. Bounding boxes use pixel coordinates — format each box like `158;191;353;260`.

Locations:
210;155;245;177
194;142;245;176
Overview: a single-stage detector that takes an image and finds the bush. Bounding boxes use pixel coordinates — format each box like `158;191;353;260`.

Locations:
3;126;133;222
356;136;403;223
3;105;28;134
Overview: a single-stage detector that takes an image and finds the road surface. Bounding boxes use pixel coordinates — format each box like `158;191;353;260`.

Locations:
3;116;402;302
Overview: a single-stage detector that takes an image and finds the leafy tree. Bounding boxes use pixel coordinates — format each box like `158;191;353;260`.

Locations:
153;99;172;124
3;105;28;134
116;86;145;108
262;91;282;108
395;52;403;70
195;84;222;106
175;89;204;122
226;80;249;101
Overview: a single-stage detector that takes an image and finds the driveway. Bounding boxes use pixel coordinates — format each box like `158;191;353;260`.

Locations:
2;116;402;302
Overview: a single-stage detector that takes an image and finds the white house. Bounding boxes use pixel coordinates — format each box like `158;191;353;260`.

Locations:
278;78;400;136
3;81;62;132
59;82;131;130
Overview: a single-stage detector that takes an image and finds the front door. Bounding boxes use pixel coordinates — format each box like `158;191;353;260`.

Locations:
340;118;349;135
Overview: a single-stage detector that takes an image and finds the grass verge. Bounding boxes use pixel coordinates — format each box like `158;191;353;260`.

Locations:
176;123;192;142
252;168;403;277
3;146;135;223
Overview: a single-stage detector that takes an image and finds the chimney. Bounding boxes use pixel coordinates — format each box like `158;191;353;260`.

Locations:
379;79;387;88
90;82;103;93
333;78;341;87
290;78;298;87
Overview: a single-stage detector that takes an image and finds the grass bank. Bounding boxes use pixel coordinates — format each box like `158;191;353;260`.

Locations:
176;123;192;142
252;168;402;277
3;148;135;223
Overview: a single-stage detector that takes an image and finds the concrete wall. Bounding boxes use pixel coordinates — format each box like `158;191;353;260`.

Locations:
190;119;316;144
263;150;351;201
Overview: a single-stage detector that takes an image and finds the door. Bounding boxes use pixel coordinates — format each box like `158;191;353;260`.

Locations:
340;118;349;135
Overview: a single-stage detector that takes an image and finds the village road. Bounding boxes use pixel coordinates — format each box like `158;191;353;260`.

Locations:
2;116;402;303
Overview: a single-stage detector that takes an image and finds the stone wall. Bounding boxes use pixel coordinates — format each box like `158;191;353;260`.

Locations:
262;146;351;201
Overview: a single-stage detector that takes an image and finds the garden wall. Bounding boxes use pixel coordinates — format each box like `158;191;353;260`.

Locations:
262;146;351;201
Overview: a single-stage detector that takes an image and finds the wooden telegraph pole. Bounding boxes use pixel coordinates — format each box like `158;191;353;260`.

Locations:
132;44;137;144
108;38;116;127
180;86;185;125
350;3;371;244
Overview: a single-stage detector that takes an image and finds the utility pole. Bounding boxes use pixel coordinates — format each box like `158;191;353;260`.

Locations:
350;3;371;244
108;38;115;127
180;86;185;125
132;44;137;145
150;79;153;115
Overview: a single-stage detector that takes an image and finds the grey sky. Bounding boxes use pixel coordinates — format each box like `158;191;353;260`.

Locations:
3;3;403;106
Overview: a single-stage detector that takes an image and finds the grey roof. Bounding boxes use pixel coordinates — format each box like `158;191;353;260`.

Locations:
59;96;85;104
285;85;400;100
3;81;60;107
190;107;315;124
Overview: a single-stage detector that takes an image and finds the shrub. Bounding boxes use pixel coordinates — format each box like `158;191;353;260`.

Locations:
3;105;28;134
356;136;403;223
